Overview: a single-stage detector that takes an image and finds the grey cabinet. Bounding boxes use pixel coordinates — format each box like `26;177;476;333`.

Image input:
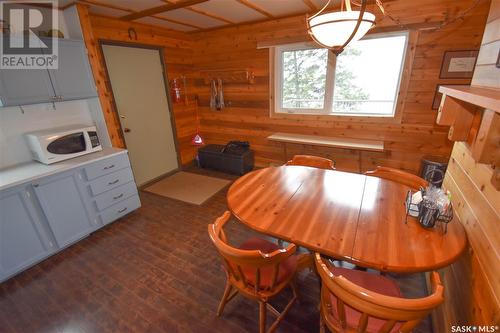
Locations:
0;38;97;107
0;67;55;106
0;151;140;282
46;39;97;101
32;170;96;249
0;184;54;281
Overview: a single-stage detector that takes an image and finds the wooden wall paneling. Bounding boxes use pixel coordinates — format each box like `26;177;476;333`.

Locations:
82;14;198;165
76;4;125;148
171;101;198;164
439;142;500;330
434;2;500;330
190;0;490;172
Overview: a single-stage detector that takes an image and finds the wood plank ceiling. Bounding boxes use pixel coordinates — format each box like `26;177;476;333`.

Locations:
58;0;335;32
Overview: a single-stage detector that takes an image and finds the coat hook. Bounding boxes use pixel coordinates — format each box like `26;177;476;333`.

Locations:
19;105;25;114
128;27;137;40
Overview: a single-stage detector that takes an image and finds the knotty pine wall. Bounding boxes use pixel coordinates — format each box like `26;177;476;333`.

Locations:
436;1;500;330
190;0;491;173
83;11;198;165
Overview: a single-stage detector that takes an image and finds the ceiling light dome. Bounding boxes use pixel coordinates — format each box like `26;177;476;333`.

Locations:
307;0;375;54
309;11;375;48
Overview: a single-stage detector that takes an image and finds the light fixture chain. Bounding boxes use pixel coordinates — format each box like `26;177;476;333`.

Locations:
374;0;482;31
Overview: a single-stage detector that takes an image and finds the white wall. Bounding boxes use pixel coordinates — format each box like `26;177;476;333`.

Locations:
0;98;110;169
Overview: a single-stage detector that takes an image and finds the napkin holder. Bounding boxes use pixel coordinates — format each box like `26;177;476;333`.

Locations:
404;189;454;233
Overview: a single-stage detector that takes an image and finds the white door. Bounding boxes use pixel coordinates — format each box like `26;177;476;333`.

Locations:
102;44;179;186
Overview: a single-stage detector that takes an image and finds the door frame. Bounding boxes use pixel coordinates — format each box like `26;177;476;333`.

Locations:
98;40;182;170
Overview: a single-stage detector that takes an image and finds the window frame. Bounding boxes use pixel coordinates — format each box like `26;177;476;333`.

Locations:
270;30;416;123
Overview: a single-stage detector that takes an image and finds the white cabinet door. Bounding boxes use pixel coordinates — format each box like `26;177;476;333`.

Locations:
0;185;53;281
33;171;95;248
46;39;97;101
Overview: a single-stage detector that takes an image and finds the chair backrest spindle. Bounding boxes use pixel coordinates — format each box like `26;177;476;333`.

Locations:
270;264;280;290
358;313;369;333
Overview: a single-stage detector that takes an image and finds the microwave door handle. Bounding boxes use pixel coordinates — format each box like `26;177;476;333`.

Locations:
84;131;92;151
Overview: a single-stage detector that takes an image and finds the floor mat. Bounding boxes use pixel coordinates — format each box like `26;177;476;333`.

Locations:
143;171;231;205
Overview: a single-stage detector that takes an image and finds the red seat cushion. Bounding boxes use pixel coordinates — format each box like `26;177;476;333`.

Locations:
327;267;402;332
234;237;298;289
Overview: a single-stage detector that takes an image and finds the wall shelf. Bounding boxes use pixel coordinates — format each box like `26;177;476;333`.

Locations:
438;85;500;113
436;85;500;189
200;68;255;84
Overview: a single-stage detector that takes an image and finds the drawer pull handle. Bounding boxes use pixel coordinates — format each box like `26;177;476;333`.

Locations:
108;179;119;185
103;164;115;170
118;207;128;214
113;193;124;200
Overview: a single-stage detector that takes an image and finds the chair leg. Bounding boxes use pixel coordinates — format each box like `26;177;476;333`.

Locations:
268;290;298;333
291;278;300;304
217;281;233;316
259;301;267;333
319;314;326;333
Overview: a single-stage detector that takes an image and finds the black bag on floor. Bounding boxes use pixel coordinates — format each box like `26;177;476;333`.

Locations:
198;142;254;175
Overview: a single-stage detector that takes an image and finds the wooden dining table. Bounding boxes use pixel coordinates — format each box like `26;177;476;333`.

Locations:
227;166;468;273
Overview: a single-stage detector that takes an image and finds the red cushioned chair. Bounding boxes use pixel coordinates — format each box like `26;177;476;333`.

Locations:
208;211;310;333
286;155;336;170
314;253;444;333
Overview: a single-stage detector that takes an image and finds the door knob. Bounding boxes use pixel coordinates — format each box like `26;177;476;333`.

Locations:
124;128;131;133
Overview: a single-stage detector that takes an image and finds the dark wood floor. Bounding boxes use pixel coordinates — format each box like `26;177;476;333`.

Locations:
0;168;433;333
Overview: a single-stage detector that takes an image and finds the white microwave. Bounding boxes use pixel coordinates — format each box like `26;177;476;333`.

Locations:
25;124;102;164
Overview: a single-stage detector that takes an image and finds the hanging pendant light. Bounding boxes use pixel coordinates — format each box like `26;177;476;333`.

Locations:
192;133;204;145
307;0;375;55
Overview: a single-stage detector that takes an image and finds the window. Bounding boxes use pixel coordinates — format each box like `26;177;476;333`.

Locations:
274;31;409;117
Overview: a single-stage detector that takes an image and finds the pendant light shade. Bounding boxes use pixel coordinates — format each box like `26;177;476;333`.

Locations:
308;10;375;48
307;0;375;54
192;133;204;145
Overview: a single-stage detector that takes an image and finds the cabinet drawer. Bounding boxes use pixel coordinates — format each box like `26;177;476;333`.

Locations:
100;194;140;225
94;181;137;211
89;168;134;196
84;153;130;181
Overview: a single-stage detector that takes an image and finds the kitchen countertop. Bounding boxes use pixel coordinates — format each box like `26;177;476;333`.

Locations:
0;147;128;192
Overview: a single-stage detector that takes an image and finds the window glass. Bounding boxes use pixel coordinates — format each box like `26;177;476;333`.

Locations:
281;48;328;110
274;31;408;117
332;34;407;115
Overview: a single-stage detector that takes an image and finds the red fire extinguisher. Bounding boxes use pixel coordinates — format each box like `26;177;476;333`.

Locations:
170;79;182;103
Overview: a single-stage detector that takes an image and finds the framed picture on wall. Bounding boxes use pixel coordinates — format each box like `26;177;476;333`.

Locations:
439;50;479;79
432;84;463;110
